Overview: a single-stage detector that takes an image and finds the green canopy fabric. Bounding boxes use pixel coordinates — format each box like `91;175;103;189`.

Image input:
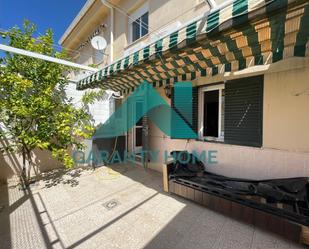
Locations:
77;0;309;93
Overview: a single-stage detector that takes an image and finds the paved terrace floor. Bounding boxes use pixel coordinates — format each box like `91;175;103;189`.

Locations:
0;164;307;249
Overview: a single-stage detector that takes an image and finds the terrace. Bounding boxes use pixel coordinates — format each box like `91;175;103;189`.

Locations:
0;164;306;249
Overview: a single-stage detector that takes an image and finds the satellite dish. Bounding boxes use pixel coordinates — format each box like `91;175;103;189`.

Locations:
91;36;107;50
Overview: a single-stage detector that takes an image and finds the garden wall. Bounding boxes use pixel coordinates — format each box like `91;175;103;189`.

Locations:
0;138;63;181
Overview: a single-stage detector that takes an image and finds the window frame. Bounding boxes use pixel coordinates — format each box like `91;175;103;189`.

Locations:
129;3;149;43
198;84;225;142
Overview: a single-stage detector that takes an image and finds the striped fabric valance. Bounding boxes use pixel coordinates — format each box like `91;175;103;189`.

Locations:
77;0;309;93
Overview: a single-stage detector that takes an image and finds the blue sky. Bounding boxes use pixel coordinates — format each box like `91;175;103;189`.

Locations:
0;0;86;46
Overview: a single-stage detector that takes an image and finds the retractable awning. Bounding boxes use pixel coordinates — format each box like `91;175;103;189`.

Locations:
77;0;309;93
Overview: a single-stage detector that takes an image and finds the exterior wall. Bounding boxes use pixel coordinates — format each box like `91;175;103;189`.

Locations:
61;0;110;52
59;0;309;180
263;68;309;152
61;1;115;134
113;0;210;60
61;0;210;62
61;0;211;130
64;10;112;127
73;14;111;68
66;83;112;126
61;0;210;165
0;141;63;181
145;57;309;179
112;0;209;161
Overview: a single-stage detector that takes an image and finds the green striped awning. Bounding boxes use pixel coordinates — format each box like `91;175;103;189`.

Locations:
77;0;309;93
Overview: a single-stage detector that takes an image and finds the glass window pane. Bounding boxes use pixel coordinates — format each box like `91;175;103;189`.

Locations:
141;12;149;37
203;90;219;137
135;128;143;147
132;18;140;42
136;102;143;126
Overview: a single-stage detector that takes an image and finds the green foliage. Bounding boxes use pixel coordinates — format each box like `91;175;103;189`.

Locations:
0;20;96;173
82;89;106;105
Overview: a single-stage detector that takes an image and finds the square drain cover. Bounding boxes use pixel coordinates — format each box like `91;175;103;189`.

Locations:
102;199;120;210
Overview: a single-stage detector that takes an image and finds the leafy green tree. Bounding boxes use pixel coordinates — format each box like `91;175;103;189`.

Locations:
0;21;96;185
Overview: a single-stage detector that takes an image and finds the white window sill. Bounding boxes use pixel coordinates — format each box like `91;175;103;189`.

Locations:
199;137;224;143
125;33;150;51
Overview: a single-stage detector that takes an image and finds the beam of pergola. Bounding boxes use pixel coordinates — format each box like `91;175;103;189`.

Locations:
0;44;98;72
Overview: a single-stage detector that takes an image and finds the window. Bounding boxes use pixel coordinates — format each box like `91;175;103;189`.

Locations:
224;76;263;147
170;76;263;146
130;3;149;43
198;84;225;141
132;12;148;42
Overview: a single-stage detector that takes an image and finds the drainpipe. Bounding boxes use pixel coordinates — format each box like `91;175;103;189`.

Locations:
101;0;114;64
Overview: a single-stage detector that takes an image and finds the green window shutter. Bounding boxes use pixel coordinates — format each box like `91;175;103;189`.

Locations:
171;85;191;139
170;87;176;138
224;75;263;147
192;86;198;134
171;84;198;139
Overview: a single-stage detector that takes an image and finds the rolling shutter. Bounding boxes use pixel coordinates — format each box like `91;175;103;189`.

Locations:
224;75;263;147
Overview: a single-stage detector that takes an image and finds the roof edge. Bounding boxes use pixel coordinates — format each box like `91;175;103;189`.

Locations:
59;0;97;45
